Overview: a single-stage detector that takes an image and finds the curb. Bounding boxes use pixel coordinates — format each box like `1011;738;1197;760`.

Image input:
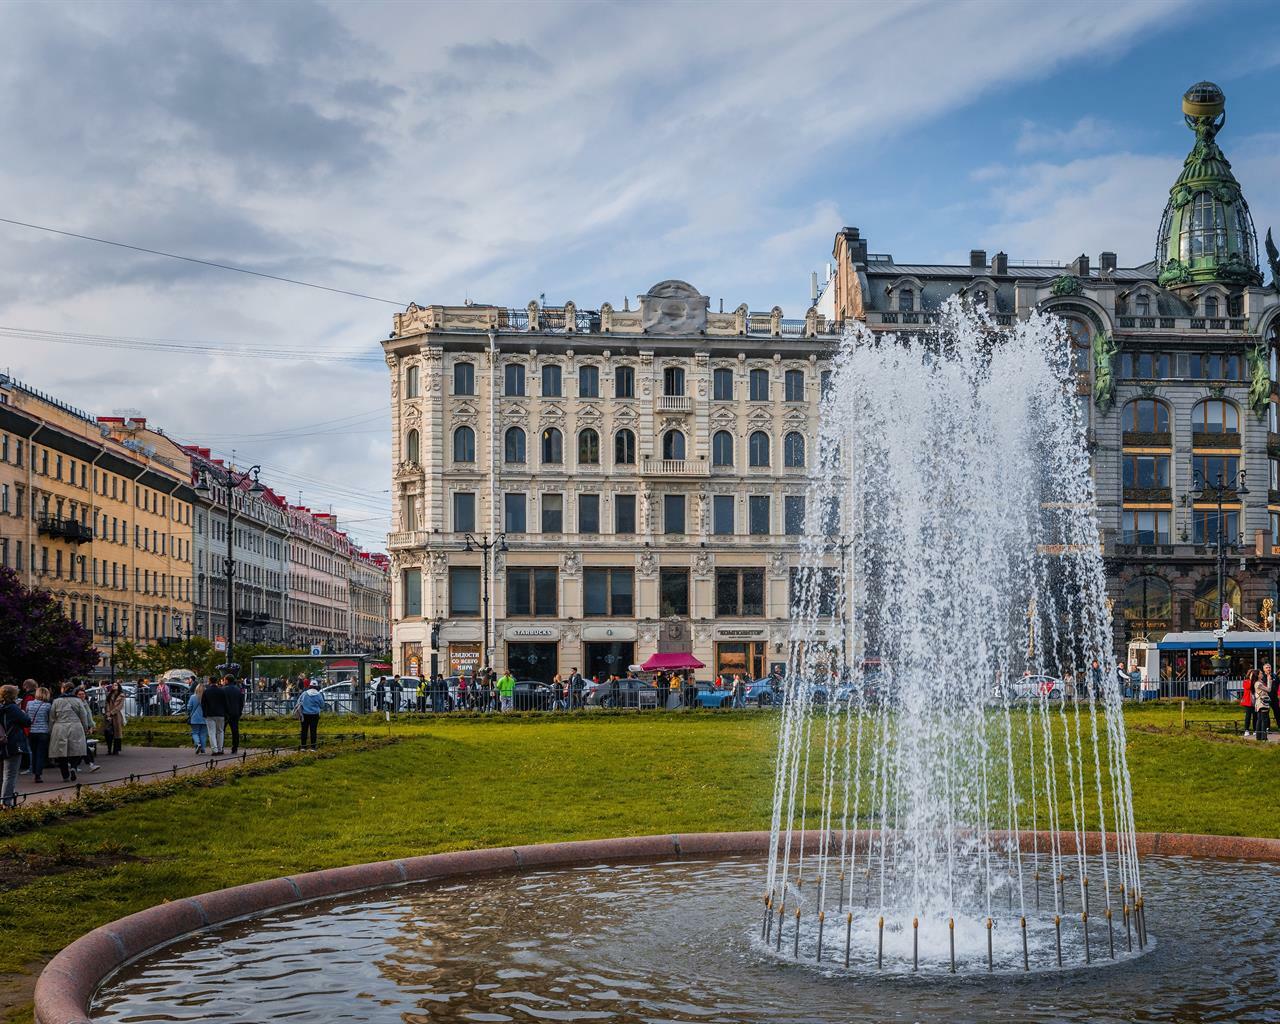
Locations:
34;829;1280;1024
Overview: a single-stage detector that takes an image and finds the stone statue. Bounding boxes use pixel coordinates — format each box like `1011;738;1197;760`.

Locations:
1093;332;1118;412
1247;341;1270;417
1266;228;1280;293
639;280;709;335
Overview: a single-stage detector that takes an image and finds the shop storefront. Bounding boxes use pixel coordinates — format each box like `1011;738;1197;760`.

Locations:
582;624;637;680
448;642;481;677
400;642;423;678
714;627;768;681
505;625;560;683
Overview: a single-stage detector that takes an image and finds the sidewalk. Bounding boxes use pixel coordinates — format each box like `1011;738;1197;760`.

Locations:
16;744;288;806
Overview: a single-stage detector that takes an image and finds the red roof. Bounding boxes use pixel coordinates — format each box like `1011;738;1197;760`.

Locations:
641;652;706;671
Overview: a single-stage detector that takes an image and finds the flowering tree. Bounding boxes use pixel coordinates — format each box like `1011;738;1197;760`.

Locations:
0;567;97;684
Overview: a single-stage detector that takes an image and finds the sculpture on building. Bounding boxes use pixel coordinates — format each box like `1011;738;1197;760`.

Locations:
1247;341;1270;417
639;280;709;335
1266;229;1280;293
1093;331;1118;411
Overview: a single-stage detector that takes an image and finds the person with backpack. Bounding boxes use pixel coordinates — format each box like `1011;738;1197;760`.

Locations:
0;686;32;808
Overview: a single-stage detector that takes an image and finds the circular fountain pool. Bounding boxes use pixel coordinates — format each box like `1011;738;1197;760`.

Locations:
92;853;1279;1024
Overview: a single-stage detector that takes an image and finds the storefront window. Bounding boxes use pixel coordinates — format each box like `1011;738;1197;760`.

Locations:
1119;575;1172;640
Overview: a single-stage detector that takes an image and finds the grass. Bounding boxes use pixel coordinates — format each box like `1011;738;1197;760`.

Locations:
2;705;1275;1023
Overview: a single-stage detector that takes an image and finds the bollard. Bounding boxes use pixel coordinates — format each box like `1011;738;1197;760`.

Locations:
1123;902;1132;952
877;916;884;970
75;783;81;799
793;908;801;959
1082;911;1090;964
986;917;993;972
1021;916;1029;972
949;917;956;974
817;911;825;963
845;912;853;968
172;765;177;778
775;904;785;951
1106;908;1114;959
1135;897;1145;949
912;916;918;972
1054;915;1062;967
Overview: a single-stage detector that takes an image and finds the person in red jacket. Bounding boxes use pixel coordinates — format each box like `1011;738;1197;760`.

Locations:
1241;668;1256;736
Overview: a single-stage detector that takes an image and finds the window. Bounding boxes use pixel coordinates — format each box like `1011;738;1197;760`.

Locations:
1193;576;1241;628
610;428;636;466
402;493;418;532
578;494;600;534
505;363;526;396
1203;296;1219;318
405;366;420;398
1272;457;1280;493
1189;353;1242;380
1134;294;1151;317
507;568;558;617
749;368;769;401
454;362;475;395
971;288;989;309
660;568;690;616
749;431;770;467
716;569;765;617
504;492;527;533
615;365;635;399
712;431;734;467
1192;509;1238;545
663;494;685;534
1228;294;1243;318
897;288;914;312
1123;399;1170;434
1120;509;1170;545
541;427;563;465
453;426;476;463
820;370;832;398
662;429;686;461
789;567;840;617
1192;399;1239;434
541;364;562;397
402;568;422;617
541;493;563;533
784;432;805;468
584;568;633;616
713;368;734;401
663;366;685;396
614;494;636;534
405;429;420;464
1193;455;1239;488
748;495;770;535
713;495;735;535
579;365;600;398
784;369;804;402
449;567;480;616
578;428;600;465
1121;455;1170;488
784;495;806;535
453;492;476;532
1067;318;1090;372
1182;192;1227;260
1119;352;1172;379
505;427;526;463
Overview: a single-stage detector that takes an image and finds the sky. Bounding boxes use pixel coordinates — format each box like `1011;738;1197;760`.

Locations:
1;0;1279;551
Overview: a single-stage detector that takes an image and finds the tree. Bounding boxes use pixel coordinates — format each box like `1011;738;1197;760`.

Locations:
0;567;98;685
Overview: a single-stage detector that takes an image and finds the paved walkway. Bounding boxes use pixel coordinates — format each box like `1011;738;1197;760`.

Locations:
16;744;288;806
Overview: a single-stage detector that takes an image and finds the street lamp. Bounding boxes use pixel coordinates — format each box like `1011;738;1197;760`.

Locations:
1193;467;1248;698
194;462;264;679
94;614;128;687
462;533;508;670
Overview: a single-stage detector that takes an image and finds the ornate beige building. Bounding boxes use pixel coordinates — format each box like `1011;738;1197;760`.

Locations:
383;282;840;682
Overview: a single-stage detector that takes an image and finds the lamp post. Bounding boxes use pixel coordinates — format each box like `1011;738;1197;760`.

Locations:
194;463;264;679
462;533;507;671
1193;467;1248;699
95;614;128;688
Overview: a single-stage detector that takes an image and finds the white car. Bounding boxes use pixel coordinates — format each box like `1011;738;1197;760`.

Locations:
998;674;1063;703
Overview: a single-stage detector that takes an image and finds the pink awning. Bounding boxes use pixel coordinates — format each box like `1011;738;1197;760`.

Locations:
641;652;706;671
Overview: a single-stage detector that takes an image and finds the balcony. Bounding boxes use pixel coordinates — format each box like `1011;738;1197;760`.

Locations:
1122;431;1171;448
1191;431;1240;450
656;395;693;413
387;529;431;550
640;458;710;477
36;514;94;544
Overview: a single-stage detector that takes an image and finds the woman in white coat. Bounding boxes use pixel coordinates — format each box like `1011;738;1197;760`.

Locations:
48;681;96;781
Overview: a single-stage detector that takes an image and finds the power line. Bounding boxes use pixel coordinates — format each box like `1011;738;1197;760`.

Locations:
0;217;412;306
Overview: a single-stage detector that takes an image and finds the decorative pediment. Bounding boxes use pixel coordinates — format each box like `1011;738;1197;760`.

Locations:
614;404;639;424
577;404;603;424
403;405;420;424
783;409;809;429
452;401;478;421
748;407;774;428
711;407;737;428
503;402;527;418
542;402;566;423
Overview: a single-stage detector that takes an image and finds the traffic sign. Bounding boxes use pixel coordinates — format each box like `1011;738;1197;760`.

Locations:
214;636;226;652
310;644;323;657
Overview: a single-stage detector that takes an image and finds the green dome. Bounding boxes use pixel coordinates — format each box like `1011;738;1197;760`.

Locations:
1155;81;1261;288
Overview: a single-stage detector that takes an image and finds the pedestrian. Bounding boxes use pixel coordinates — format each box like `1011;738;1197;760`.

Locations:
1089;658;1103;699
1241;669;1257;737
103;681;126;755
391;675;402;713
187;683;208;753
155;678;171;717
375;677;385;712
25;687;52;783
551;673;565;711
569;667;584;710
1266;662;1280;731
497;669;516;712
1254;669;1272;742
0;685;32;808
732;673;745;708
202;676;229;755
50;681;97;780
296;680;325;750
416;676;427;713
224;676;245;754
457;674;469;710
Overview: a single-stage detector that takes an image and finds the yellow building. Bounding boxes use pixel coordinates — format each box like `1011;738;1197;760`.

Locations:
0;374;196;674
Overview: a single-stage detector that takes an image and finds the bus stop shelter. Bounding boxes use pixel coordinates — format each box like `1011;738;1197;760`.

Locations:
246;653;380;714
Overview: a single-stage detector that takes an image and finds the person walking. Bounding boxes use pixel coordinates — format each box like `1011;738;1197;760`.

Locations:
103;681;126;755
187;683;208;753
390;675;403;714
296;680;325;750
202;676;229;755
1254;669;1272;742
1266;662;1280;731
49;682;96;780
569;668;584;710
155;678;171;717
25;687;52;783
496;669;516;712
1241;669;1257;737
731;673;745;709
0;686;32;808
224;677;245;754
416;676;428;714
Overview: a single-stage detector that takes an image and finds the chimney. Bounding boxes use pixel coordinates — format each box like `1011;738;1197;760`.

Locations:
843;227;868;265
1099;251;1117;274
810;271;819;302
1071;254;1090;277
991;251;1008;275
970;249;987;269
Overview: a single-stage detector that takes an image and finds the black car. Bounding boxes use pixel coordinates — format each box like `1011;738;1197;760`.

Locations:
512;680;552;711
587;678;662;708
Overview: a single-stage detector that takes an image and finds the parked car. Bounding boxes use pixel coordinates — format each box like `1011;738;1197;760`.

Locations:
996;674;1063;704
587;678;662;708
512;680;552;711
692;681;734;709
746;677;783;707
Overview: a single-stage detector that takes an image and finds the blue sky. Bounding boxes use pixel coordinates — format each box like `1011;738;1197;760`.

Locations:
0;0;1278;548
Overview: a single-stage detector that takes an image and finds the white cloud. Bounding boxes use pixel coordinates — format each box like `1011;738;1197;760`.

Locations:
1015;116;1120;156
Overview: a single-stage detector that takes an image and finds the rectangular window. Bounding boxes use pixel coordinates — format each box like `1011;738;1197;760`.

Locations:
784;495;806;535
578;364;600;398
1192;455;1239;488
1121;509;1171;545
541;493;564;533
660;568;690;616
578;493;600;534
504;492;527;533
505;363;526;396
663;366;685;396
614;494;636;534
713;367;734;401
453;492;476;533
402;568;422;618
712;494;735;535
716;569;765;617
449;567;481;616
507;567;558;617
453;362;475;395
749;368;769;401
784;369;805;402
584;568;634;617
663;494;685;535
542;364;562;397
1121;455;1171;488
748;495;770;535
615;366;635;399
1192;509;1238;545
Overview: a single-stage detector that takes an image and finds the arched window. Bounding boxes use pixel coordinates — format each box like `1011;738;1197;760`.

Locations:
405;365;420;399
784;432;806;467
452;426;475;463
662;429;686;461
614;429;636;465
712;430;734;467
578;428;600;464
1203;295;1219;318
1134;293;1151;317
1192;399;1239;434
541;427;563;464
1120;576;1172;640
404;428;420;464
897;288;914;312
749;431;770;467
971;288;988;309
504;427;526;464
1066;318;1091;372
1181;191;1228;261
1122;398;1171;435
1193;576;1241;629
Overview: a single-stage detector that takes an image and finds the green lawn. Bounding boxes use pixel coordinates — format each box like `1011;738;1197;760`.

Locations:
2;706;1274;1023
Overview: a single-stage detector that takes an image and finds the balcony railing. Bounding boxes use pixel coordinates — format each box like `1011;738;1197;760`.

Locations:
387;530;431;549
36;514;94;544
640;458;710;477
1122;431;1172;448
1122;486;1172;503
656;395;693;413
1191;430;1240;450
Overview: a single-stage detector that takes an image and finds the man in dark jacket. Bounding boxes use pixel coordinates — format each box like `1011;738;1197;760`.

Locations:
569;668;584;710
223;677;245;754
201;677;230;756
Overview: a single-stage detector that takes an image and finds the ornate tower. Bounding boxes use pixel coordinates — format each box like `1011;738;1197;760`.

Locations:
1155;81;1263;289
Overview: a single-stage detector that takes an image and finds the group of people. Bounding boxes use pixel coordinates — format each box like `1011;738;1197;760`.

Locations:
183;676;247;755
1239;664;1277;741
0;679;115;806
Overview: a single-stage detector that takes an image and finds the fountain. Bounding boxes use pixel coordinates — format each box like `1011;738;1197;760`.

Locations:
767;301;1146;973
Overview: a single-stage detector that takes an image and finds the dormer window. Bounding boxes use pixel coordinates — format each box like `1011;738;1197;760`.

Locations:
971;288;989;309
897;288;914;312
1135;294;1151;317
1203;295;1219;318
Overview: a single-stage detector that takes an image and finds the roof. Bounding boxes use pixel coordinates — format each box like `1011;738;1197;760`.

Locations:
1156;631;1280;650
863;263;1158;282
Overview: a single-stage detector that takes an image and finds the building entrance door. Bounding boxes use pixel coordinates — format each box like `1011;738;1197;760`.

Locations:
584;641;635;681
506;642;558;684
